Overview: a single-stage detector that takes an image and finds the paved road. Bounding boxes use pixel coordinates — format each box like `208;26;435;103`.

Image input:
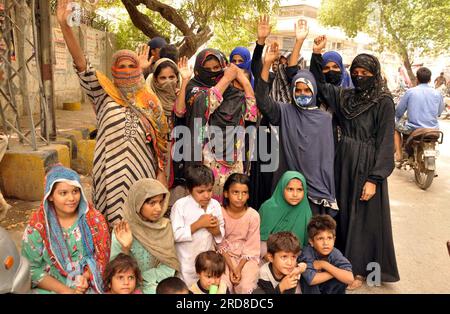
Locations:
2;120;450;294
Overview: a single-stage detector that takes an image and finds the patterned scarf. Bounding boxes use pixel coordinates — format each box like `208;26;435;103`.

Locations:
111;50;146;99
96;49;168;171
270;63;292;103
28;166;110;293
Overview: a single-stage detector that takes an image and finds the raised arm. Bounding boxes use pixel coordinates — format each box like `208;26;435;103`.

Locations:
255;42;282;125
252;15;271;84
56;0;86;72
309;36;342;112
288;19;308;67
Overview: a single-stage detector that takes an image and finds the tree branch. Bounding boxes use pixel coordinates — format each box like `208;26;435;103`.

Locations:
121;0;164;39
143;0;193;36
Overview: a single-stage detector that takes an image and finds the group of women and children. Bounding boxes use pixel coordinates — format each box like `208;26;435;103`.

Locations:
19;1;400;295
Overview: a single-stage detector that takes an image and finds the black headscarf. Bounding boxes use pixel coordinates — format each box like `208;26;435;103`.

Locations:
185;48;246;162
341;54;391;119
190;48;227;88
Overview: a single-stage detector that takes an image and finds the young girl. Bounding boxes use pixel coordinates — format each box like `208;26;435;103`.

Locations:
218;173;260;294
111;178;180;294
190;251;228;294
259;171;312;260
103;253;143;294
21;165;110;294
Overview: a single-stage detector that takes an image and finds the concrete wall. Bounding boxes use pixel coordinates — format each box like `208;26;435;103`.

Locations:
51;16;116;109
0;7;116;123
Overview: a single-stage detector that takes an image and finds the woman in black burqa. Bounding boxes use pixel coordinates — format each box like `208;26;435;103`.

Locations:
309;35;400;289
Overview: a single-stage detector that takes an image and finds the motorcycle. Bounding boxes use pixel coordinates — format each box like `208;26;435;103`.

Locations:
398;128;444;190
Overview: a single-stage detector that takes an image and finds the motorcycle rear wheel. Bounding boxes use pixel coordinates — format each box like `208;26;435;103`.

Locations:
414;169;434;190
414;147;435;190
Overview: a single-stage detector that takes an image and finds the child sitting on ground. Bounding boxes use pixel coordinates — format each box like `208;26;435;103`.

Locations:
171;165;225;287
190;251;228;294
219;173;260;294
254;232;307;294
298;215;354;294
103;253;142;294
156;277;191;294
111;178;180;294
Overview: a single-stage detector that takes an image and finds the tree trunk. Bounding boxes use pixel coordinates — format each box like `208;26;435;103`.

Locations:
401;52;417;87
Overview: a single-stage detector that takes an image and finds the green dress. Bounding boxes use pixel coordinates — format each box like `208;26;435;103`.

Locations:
21;222;94;294
110;233;176;294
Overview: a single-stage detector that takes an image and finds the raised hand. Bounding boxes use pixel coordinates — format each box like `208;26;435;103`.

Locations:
313;35;327;54
295;19;309;41
114;221;133;253
56;0;72;27
263;42;280;65
257;15;271;45
178;56;193;81
136;43;153;71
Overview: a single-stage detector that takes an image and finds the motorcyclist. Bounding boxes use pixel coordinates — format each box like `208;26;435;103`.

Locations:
434;72;447;89
394;67;445;162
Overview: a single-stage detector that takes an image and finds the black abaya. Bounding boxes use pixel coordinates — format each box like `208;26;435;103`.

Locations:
310;53;400;282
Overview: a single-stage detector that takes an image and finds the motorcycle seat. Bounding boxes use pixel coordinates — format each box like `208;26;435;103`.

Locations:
406;128;442;148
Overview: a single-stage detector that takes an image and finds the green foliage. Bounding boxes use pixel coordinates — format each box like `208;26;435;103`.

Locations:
319;0;450;58
94;0;278;54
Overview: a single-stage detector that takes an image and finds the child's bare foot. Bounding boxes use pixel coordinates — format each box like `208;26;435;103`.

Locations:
346;275;364;291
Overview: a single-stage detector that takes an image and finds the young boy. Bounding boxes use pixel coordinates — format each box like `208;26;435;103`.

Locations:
299;215;354;294
156;277;191;294
190;251;228;294
254;232;307;294
170;165;225;287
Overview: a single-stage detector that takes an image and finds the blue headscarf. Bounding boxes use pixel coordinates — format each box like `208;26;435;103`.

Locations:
230;46;254;88
322;51;353;88
43;166;104;293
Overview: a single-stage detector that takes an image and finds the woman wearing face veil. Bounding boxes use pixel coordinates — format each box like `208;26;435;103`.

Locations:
255;42;338;218
184;49;256;202
309;35;400;289
57;0;168;224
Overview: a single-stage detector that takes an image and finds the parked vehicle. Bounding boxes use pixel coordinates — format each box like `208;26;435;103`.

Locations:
397;128;444;190
0;227;30;294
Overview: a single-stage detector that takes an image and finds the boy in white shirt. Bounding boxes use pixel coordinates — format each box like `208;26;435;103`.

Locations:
170;165;225;287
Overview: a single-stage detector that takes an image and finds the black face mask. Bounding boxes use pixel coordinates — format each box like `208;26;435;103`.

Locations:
325;70;342;86
196;67;224;86
351;75;376;92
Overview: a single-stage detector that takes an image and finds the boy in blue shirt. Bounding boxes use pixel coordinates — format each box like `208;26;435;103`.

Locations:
299;215;354;294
